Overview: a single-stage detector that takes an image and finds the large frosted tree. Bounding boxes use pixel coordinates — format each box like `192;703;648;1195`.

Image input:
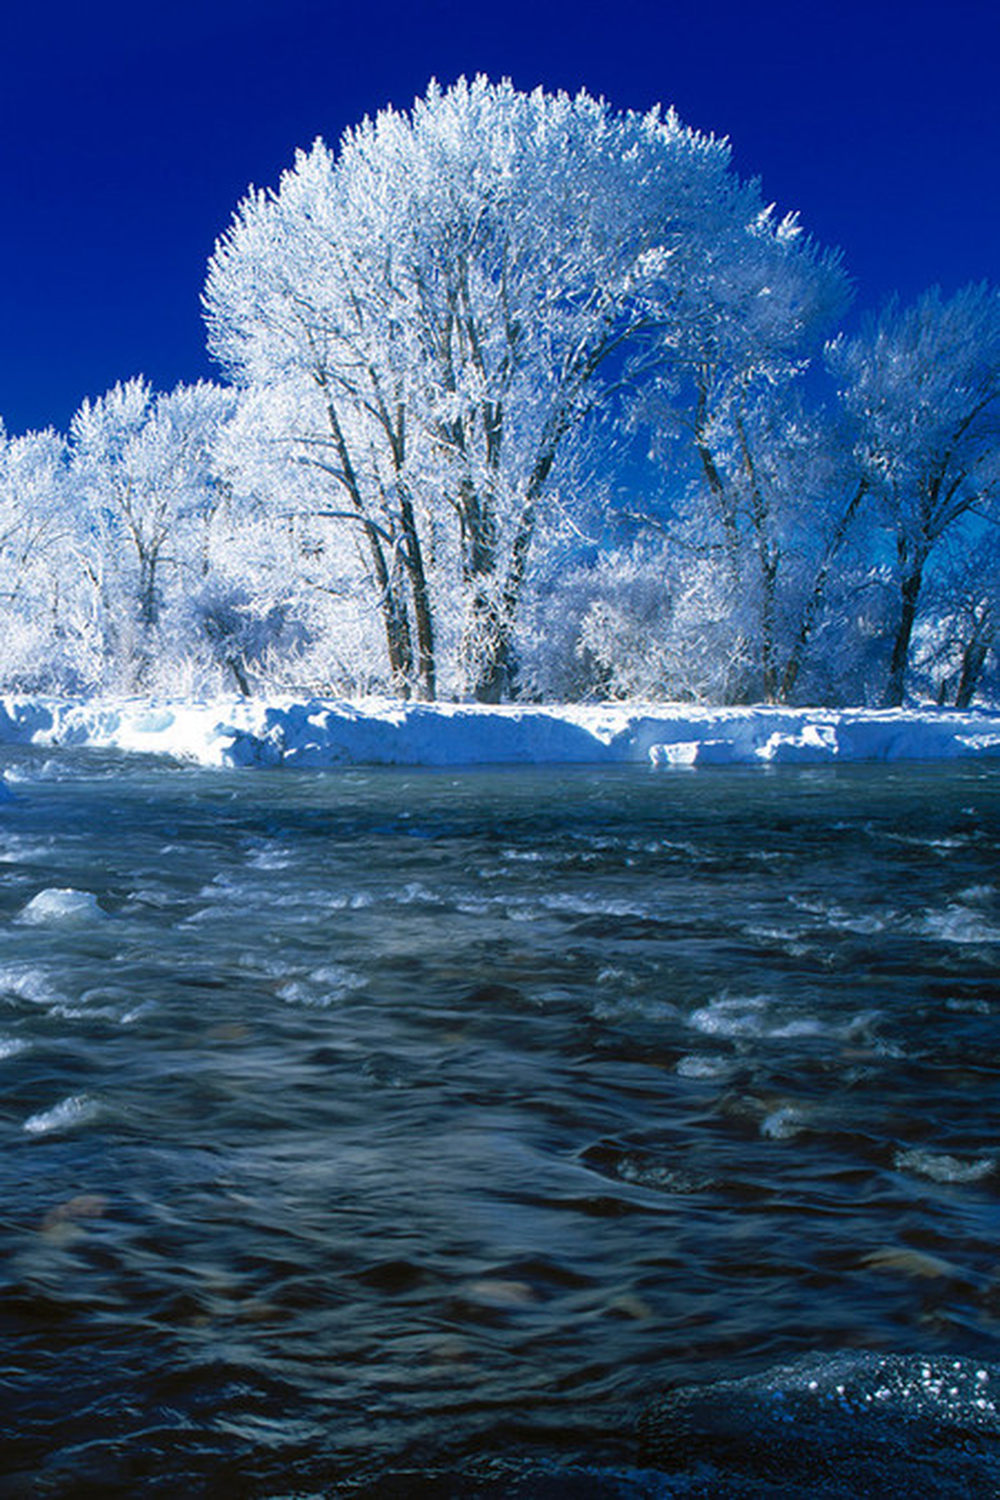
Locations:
205;75;832;701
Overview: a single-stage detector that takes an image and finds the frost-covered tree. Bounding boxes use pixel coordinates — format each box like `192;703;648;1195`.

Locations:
626;207;863;703
567;539;747;701
70;378;235;685
0;423;84;689
684;387;872;702
203;385;395;695
912;521;1000;707
205;75;835;701
830;283;1000;706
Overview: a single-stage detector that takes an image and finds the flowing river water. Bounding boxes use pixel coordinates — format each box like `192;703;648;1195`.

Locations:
0;749;998;1496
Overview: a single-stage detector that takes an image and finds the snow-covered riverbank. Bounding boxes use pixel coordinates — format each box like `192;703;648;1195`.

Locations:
0;696;999;769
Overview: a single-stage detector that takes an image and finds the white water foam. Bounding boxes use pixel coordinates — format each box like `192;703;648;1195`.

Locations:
919;905;1000;945
895;1149;995;1184
277;964;367;1007
689;994;827;1041
675;1053;734;1079
0;963;63;1007
592;995;680;1024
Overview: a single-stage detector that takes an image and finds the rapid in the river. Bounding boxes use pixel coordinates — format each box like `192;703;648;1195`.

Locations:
1;749;998;1495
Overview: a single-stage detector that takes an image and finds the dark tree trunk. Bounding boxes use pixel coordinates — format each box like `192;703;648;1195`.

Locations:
954;627;993;709
397;491;436;700
777;480;868;704
883;563;925;708
381;566;414;698
465;416;564;702
467;597;513;703
137;551;160;630
322;388;415;696
694;388;742;580
227;655;252;697
758;547;779;702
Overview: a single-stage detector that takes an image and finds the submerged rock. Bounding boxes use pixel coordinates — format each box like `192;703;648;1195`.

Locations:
640;1352;1000;1497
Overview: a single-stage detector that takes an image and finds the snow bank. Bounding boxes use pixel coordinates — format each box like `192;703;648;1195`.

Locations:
0;695;998;770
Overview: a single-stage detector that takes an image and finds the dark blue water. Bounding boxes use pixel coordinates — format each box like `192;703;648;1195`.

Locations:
0;752;998;1496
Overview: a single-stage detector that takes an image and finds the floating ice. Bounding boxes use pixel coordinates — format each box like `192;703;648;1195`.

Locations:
17;888;105;924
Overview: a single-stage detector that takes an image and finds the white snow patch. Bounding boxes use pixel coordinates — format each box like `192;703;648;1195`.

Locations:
757;722;839;763
0;695;998;770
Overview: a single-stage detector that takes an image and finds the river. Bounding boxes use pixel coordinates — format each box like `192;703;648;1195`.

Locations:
1;750;998;1495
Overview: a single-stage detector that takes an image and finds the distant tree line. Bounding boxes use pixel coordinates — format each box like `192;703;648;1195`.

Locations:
1;78;998;706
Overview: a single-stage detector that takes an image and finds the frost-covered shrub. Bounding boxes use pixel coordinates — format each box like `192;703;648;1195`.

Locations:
186;583;307;695
519;541;754;704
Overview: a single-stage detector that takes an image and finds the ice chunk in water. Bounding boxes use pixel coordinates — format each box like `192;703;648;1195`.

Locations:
23;1095;98;1135
17;888;105;924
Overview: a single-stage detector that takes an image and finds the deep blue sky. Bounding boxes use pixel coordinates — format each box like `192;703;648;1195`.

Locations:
2;0;997;434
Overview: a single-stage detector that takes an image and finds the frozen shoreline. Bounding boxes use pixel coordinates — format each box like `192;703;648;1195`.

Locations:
0;695;999;769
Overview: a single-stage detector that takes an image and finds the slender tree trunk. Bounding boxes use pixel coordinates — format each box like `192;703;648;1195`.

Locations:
375;396;437;700
759;551;779;702
777;480;868;704
321;387;415;696
382;559;414;698
464;499;532;703
227;655;252;696
735;411;781;703
883;561;925;707
464;409;568;702
466;597;511;704
138;553;159;630
397;490;436;700
954;618;994;709
694;387;742;580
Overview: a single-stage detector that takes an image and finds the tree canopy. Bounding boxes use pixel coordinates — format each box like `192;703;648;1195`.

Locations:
0;77;997;707
204;77;850;701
